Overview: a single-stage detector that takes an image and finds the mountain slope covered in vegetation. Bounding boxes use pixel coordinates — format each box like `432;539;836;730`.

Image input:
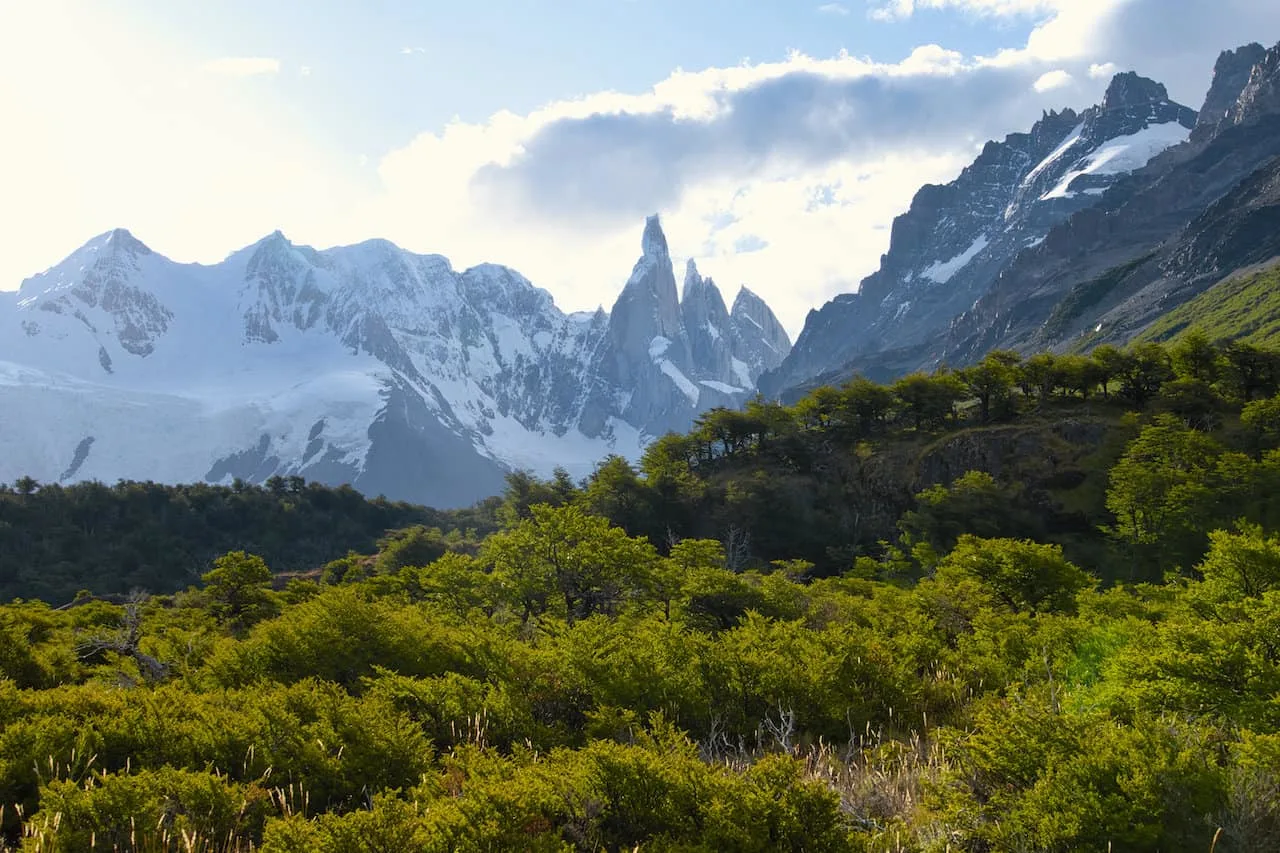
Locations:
1137;259;1280;346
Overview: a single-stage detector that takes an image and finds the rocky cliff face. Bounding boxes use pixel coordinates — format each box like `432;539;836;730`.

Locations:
943;41;1280;362
0;216;789;507
581;216;792;437
762;71;1199;390
1192;43;1268;143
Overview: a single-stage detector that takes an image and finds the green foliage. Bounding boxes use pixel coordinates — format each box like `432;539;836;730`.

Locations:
373;525;453;574
0;478;496;603
931;536;1092;614
1198;523;1280;599
899;471;1047;562
202;550;278;628
27;768;273;851
1242;394;1280;452
1105;415;1225;576
891;372;966;431
9;342;1280;849
484;504;658;623
1139;261;1280;348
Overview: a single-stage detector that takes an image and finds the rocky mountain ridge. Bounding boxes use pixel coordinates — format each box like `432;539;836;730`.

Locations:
762;49;1280;394
0;217;789;507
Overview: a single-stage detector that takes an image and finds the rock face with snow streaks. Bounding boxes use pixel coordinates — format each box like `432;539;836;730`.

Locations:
762;71;1198;390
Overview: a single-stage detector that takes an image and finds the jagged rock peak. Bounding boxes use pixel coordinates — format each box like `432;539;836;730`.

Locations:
731;286;767;314
1102;72;1169;110
684;257;701;284
1233;41;1280;126
681;258;719;301
641;214;669;260
1194;43;1269;142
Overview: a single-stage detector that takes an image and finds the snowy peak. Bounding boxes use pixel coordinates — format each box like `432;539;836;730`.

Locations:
1079;73;1195;148
681;260;734;386
12;227;177;360
239;231;330;344
0;214;794;508
680;259;728;317
764;69;1199;394
93;228;152;257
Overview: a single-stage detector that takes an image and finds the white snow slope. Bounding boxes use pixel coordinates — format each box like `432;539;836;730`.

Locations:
0;221;791;507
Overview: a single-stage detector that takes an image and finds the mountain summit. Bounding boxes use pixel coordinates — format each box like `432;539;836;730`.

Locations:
0;217;789;507
765;45;1280;397
762;70;1199;392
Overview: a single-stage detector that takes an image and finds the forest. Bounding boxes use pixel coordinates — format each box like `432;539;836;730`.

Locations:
1;332;1279;850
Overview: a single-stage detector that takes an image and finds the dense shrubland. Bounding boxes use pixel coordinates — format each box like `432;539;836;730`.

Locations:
1;334;1279;850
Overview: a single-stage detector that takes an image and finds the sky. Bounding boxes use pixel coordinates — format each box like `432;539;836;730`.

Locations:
2;1;1279;337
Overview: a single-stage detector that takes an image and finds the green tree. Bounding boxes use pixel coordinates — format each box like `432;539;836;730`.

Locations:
1058;353;1105;401
962;355;1017;423
1223;341;1280;402
1197;523;1280;599
1158;377;1223;431
1105;416;1223;576
497;469;578;526
202;551;277;627
1019;352;1063;404
374;525;450;574
838;377;897;437
583;455;652;535
893;372;966;431
1090;343;1131;400
1117;342;1173;408
1170;330;1221;383
899;471;1045;564
485;504;658;623
1241;395;1280;456
933;535;1092;613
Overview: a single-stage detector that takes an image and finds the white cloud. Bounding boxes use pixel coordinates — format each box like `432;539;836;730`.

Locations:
1033;69;1073;91
201;56;281;77
869;0;914;21
5;0;1280;343
346;47;1068;335
818;3;851;15
868;0;1058;22
347;0;1280;336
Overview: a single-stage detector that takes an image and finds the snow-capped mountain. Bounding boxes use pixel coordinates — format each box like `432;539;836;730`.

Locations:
0;216;789;507
941;41;1280;362
762;71;1198;390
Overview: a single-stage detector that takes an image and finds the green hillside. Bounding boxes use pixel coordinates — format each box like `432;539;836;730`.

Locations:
1139;260;1280;345
6;338;1280;850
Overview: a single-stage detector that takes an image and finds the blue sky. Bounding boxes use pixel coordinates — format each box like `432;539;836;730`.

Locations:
3;1;1279;335
114;1;1037;179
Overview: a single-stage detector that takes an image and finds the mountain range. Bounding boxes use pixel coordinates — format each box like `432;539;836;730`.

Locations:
5;39;1280;505
765;41;1280;396
0;217;789;507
